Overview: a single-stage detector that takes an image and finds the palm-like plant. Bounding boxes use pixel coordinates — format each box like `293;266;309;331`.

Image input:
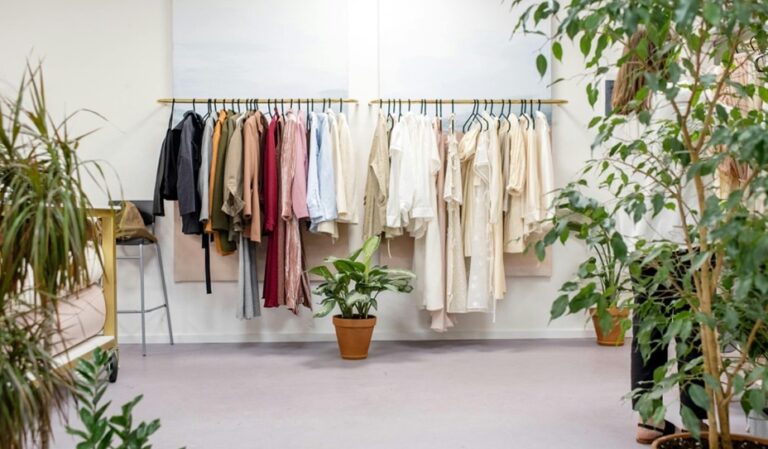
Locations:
310;236;415;319
0;64;104;449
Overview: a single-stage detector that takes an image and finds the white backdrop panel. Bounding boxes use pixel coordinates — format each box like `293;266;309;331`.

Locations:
172;0;349;99
378;0;550;99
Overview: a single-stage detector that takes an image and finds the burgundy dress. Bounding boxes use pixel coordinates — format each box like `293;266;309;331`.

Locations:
262;112;282;308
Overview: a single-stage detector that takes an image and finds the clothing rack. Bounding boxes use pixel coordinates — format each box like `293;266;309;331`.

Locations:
157;98;359;105
367;98;568;105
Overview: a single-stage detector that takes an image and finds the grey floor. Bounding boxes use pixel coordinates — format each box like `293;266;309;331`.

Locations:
50;339;713;449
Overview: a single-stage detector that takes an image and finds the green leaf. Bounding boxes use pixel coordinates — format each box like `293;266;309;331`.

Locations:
651;193;665;216
579;33;592;57
550;294;569;319
687;384;711;412
702;1;721;26
358;235;381;272
552;41;563;61
759;86;768;104
610;232;627;262
307;265;332;280
536;54;547;77
313;300;337;318
681;406;702;440
748;389;766;415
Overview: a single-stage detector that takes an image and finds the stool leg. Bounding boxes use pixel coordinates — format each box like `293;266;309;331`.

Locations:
155;242;174;345
139;243;147;357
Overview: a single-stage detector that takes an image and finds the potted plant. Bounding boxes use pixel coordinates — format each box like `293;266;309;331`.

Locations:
0;65;103;449
511;0;768;447
547;197;632;346
310;235;415;359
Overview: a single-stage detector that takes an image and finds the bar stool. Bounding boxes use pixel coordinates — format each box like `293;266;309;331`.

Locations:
113;200;174;356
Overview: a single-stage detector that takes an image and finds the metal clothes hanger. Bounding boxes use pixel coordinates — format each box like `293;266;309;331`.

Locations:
339;98;343;114
462;99;476;133
520;99;529;129
478;99;489;131
450;99;455;135
203;99;211;121
398;99;403;119
386;99;394;133
168;99;175;129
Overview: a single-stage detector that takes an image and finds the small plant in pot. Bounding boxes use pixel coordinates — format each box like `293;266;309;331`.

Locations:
310;236;415;360
544;191;632;347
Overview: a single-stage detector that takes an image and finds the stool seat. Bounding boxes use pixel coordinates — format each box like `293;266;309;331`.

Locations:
116;237;157;246
112;200;173;356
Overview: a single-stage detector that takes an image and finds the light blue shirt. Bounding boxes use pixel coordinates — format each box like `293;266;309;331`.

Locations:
306;112;337;231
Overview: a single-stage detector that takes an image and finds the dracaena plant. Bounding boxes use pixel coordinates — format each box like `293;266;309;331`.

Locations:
0;64;107;449
310;236;415;319
509;0;768;448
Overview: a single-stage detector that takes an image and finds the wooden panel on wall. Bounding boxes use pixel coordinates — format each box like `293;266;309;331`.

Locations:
173;206;351;283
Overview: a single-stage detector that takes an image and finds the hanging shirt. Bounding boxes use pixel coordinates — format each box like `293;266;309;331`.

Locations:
485;113;506;302
386;115;407;229
362;111;397;239
336;112;357;223
316;111;340;237
280;111;311;312
535;110;555;234
174;111;205;235
198;114;215;224
459;124;480;255
522;114;541;238
205;110;227;235
306;111;337;234
222;113;248;239
152;113;182;217
504;114;527;253
211;111;238;254
243;111;267;242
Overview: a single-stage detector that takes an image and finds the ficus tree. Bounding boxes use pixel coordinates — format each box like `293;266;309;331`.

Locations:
509;0;768;448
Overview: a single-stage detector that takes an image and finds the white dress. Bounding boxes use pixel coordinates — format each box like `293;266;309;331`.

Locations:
412;115;443;313
466;125;493;312
504;115;527;252
485;113;506;302
444;129;467;313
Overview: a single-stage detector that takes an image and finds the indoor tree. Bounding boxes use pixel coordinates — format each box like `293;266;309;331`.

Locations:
509;0;768;448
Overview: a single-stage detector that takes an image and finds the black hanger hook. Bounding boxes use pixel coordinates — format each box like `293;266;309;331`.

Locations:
168;99;176;129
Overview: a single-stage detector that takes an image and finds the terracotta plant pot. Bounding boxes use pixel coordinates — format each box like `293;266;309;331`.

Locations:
590;306;629;347
332;315;377;360
652;432;768;449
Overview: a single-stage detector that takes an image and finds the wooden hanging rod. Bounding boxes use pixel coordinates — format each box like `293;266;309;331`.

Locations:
157;98;359;104
368;98;568;105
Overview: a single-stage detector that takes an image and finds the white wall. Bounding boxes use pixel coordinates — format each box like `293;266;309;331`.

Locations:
0;0;601;343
